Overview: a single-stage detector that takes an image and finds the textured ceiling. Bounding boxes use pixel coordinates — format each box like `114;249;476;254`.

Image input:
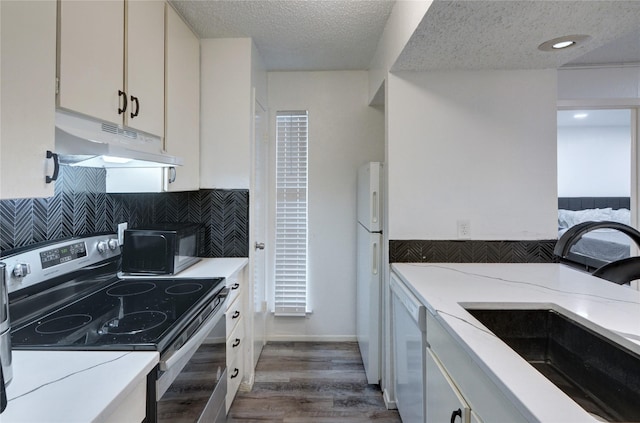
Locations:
169;0;395;71
169;0;640;72
566;28;640;67
393;0;640;71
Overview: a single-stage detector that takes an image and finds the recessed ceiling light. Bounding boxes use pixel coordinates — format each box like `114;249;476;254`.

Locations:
538;35;591;52
573;113;588;119
553;41;575;49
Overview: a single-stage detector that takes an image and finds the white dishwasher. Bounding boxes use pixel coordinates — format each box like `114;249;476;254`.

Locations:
391;272;426;423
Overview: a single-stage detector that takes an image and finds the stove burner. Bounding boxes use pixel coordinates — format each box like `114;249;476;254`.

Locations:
106;282;156;297
100;311;167;335
35;314;93;334
165;283;204;296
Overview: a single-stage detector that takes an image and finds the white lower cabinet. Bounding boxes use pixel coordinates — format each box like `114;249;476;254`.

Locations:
225;269;246;412
426;348;470;423
426;311;527;423
227;322;245;407
390;270;526;423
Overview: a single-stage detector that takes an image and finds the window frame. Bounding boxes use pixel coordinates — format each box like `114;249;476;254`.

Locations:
273;110;309;316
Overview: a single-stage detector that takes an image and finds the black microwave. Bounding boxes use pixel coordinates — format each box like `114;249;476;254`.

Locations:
121;223;202;275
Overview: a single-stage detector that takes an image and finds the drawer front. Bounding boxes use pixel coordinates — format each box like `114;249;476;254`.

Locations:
226;273;242;307
226;352;244;411
226;294;243;336
226;316;245;367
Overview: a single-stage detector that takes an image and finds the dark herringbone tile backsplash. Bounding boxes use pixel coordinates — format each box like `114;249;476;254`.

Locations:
389;239;557;263
0;167;248;257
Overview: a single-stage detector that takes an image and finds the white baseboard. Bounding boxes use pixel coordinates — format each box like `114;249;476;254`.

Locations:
239;372;254;393
383;389;397;410
266;334;357;342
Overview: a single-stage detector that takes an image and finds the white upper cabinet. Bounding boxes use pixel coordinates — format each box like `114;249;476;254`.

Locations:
0;0;57;199
57;1;123;125
126;0;165;137
200;39;253;189
57;0;164;138
164;4;200;192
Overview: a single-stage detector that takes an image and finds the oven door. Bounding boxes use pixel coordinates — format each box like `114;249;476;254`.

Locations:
156;293;227;423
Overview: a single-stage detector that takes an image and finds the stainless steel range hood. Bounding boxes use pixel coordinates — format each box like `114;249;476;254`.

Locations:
55;110;182;168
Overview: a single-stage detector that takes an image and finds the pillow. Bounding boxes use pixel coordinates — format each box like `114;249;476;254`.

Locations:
558;208;614;229
558;209;573;229
609;208;631;225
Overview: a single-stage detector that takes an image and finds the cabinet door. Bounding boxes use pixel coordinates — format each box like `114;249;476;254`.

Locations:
58;0;123;125
1;0;56;199
126;0;165;137
164;4;200;191
426;348;470;423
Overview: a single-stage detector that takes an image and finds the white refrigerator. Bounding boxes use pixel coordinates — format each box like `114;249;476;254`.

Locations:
356;161;383;385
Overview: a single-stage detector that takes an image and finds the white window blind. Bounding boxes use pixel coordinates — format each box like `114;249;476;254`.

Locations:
274;111;308;316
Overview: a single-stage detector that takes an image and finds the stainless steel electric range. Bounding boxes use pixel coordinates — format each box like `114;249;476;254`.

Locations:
2;234;229;423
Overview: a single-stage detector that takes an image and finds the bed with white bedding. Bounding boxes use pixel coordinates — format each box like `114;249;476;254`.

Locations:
557;197;632;265
558;226;631;262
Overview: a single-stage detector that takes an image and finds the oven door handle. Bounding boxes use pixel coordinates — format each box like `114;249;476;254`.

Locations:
160;288;229;372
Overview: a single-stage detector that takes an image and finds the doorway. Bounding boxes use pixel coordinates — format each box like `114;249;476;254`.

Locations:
557;108;640;289
557;109;632;201
250;92;268;369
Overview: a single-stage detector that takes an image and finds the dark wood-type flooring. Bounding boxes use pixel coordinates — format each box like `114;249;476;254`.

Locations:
228;342;402;423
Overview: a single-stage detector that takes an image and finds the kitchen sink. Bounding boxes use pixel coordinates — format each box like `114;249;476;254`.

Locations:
466;308;640;422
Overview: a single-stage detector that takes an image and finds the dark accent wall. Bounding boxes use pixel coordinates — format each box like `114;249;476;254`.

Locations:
0;167;249;257
390;239;558;263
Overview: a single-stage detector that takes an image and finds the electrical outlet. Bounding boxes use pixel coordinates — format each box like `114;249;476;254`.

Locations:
117;222;128;246
457;220;471;239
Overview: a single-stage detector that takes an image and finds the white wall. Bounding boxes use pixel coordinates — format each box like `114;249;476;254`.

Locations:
387;70;558;240
251;41;267;108
558;125;631;197
368;0;432;104
558;66;640;100
267;71;384;340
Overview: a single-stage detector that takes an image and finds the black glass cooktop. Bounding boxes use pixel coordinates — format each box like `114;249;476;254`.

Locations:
11;277;225;352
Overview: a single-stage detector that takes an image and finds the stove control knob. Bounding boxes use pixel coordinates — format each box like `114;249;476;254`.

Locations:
97;240;109;254
108;239;119;251
13;263;31;278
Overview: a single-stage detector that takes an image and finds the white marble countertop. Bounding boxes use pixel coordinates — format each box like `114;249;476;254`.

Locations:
3;257;248;422
118;257;248;280
391;262;640;423
3;350;159;423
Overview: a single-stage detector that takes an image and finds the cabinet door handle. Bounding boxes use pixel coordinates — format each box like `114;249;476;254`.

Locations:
232;338;240;347
231;283;240;290
230;368;239;379
450;408;462;423
130;95;139;118
231;310;240;319
118;90;127;114
167;167;177;184
45;150;59;183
